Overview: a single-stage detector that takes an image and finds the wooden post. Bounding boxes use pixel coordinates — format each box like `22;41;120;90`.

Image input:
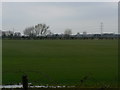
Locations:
22;75;28;90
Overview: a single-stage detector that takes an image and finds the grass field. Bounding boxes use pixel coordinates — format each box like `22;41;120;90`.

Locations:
2;40;118;87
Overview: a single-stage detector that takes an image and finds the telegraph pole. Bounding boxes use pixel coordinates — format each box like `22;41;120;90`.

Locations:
100;22;103;35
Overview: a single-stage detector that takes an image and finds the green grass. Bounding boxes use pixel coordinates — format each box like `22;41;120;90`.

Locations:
2;40;118;87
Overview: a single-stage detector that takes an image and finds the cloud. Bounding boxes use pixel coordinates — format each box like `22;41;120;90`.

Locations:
2;2;118;34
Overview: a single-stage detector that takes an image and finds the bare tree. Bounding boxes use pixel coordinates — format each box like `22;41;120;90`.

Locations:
35;24;49;36
23;26;35;36
23;24;49;36
64;28;72;35
35;24;42;36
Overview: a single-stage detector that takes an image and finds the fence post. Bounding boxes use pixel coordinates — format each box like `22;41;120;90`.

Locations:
22;75;28;90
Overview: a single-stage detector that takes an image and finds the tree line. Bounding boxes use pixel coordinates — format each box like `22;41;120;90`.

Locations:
1;23;120;40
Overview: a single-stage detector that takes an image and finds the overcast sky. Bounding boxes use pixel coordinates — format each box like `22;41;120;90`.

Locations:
2;2;118;34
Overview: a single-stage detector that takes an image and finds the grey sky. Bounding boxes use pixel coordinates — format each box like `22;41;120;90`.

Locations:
2;2;118;34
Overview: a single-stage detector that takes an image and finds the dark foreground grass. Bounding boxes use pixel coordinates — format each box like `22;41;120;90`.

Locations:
2;40;118;87
1;88;119;90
